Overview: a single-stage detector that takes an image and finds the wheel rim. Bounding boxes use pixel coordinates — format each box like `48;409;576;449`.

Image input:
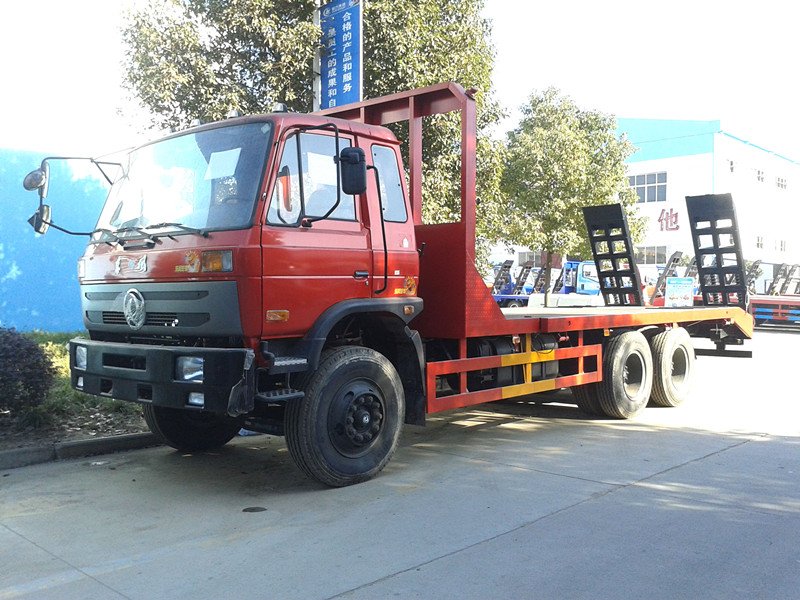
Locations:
623;351;646;398
327;380;385;458
670;345;690;388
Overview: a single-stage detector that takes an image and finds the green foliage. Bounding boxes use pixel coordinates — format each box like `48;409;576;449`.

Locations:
501;88;643;262
8;333;140;430
121;0;508;256
0;328;54;412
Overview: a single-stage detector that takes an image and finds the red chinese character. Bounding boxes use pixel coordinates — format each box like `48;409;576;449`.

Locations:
658;208;679;231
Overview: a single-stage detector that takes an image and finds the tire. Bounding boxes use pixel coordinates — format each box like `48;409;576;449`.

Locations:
285;346;404;487
649;327;695;407
596;331;653;419
143;405;244;452
571;384;603;416
506;300;523;308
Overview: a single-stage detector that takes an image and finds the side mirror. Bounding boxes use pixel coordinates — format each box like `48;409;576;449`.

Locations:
339;147;366;195
23;164;50;200
28;204;51;235
277;165;292;212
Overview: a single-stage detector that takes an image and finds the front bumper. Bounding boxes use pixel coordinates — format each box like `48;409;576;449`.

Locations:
70;339;255;415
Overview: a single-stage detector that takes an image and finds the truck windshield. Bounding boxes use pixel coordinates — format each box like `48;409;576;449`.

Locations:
93;121;272;242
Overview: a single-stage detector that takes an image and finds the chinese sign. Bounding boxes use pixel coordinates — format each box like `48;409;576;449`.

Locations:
320;0;362;109
664;277;695;307
658;208;679;231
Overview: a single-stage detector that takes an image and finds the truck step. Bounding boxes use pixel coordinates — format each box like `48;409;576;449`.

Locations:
255;388;304;403
274;356;308;367
268;356;309;375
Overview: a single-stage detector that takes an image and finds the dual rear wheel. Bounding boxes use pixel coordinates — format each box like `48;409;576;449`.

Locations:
572;327;694;419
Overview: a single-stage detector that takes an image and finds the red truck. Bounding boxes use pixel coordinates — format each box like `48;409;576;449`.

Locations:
23;83;753;486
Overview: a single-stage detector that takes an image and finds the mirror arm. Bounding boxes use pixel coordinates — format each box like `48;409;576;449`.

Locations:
40;218;93;238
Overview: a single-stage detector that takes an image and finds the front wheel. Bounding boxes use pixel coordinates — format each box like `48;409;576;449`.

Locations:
285;346;404;487
143;405;244;452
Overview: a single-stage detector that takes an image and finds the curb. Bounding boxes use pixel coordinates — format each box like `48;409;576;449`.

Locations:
0;433;162;471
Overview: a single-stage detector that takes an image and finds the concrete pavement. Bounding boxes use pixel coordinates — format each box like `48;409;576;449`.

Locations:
1;330;798;599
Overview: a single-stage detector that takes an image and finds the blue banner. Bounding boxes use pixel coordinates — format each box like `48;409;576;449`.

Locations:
320;0;362;109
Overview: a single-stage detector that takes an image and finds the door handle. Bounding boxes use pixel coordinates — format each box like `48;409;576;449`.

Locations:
353;270;369;280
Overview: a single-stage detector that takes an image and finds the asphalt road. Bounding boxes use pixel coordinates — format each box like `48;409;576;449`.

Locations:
2;330;799;599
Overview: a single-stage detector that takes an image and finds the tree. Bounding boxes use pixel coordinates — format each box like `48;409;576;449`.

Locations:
121;0;509;258
501;88;642;301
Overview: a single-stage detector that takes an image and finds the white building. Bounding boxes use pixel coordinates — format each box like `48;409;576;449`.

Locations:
618;118;800;289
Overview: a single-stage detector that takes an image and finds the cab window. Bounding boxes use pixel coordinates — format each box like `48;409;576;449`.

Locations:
371;144;408;223
267;132;356;225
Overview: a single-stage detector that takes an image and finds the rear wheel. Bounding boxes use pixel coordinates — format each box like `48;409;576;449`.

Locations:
649;327;694;407
572;384;603;416
506;300;524;308
285;346;404;487
596;331;653;419
143;405;243;452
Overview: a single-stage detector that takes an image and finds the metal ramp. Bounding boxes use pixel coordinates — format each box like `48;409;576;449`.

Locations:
685;194;747;309
766;263;788;295
649;250;683;304
491;260;514;294
685;257;698;280
531;266;548;293
780;264;800;295
745;259;762;295
551;269;565;293
582;204;643;307
511;260;535;295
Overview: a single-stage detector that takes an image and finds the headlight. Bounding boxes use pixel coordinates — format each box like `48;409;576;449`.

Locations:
176;356;204;382
75;345;87;370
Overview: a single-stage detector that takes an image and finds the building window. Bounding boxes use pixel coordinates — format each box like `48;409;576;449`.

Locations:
757;169;765;183
517;251;537;266
728;159;735;173
634;245;667;265
756;236;764;249
780;240;787;252
628;172;667;203
776;176;787;190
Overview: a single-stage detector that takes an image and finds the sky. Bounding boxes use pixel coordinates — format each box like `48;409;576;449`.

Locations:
1;0;799;159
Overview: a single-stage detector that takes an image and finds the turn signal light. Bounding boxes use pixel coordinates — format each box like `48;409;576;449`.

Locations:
201;250;233;272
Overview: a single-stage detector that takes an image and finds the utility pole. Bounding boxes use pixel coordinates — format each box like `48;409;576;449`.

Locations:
313;0;322;111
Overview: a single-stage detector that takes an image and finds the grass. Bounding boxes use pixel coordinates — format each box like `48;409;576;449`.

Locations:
11;331;142;430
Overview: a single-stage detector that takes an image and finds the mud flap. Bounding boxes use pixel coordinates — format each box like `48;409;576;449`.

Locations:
227;349;256;417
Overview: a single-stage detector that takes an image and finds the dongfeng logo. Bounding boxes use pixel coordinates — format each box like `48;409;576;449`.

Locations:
123;288;146;330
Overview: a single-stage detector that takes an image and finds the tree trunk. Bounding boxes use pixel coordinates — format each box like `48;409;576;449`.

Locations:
543;251;553;308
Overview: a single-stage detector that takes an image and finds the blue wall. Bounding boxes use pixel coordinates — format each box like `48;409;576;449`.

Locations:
617;118;720;162
0;149;108;331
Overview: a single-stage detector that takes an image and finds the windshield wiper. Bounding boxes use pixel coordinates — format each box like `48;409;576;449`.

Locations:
89;228;123;245
112;226;157;245
144;222;209;238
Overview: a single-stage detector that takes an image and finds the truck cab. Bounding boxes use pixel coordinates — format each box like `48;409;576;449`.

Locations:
561;260;600;295
24;111;425;472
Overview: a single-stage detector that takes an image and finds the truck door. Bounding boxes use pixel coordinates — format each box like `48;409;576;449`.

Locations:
260;130;371;337
365;143;418;298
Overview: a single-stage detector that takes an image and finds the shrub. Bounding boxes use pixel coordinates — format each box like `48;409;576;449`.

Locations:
0;327;54;412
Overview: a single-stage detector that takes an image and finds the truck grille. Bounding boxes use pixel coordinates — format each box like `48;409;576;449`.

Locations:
100;311;208;327
80;281;241;337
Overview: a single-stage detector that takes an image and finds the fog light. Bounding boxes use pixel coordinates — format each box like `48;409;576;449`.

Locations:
76;376;84;389
75;345;87;370
187;392;205;407
176;356;204;382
